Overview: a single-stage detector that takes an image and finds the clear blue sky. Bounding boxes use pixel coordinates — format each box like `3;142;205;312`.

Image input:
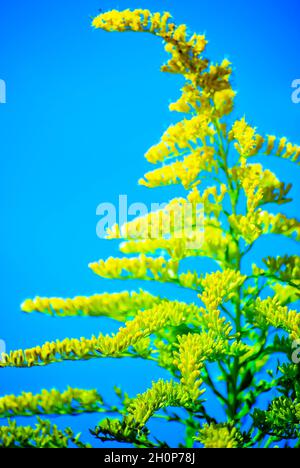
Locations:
0;0;299;446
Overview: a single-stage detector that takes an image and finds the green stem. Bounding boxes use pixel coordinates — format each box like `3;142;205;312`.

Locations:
214;118;244;420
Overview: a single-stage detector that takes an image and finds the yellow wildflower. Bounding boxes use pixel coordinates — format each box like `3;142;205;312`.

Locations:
145;115;215;164
196;424;243;448
140;147;217;189
0;388;103;418
21;290;161;320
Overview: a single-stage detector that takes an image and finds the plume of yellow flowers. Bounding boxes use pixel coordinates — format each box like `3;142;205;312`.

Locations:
0;388;104;418
21;290;161;320
246;297;300;341
174;333;227;401
0;419;90;448
89;254;179;283
1;7;299;448
144;116;215;165
229;117;300;164
140;147;217;189
196;423;244;448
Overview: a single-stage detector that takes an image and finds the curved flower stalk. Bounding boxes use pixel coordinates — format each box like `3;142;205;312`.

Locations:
93;379;201;447
0;8;299;448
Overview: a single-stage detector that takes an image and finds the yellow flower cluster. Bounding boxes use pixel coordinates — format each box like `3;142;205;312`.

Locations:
199;269;246;311
174;333;228;401
140;147;217;189
1;300;210;367
229;210;300;245
97;379;193;442
89;254;179;283
231;163;283;212
232;163;279;188
92;9;168;34
0;387;103;418
213;88;236;117
128;380;191;428
0;419;89;448
97;301;202;356
162;39;208;81
120;237;201;260
0;334;103;368
230;118;300;164
164;34;232;94
262;255;300;281
105;183;236;267
176;270;204;291
21;290;161;320
188;184;228;217
92;10;204;53
165;57;232;108
170;82;234;118
107;197;181;240
132;337;152;358
107;193;204;247
144;115;215;165
120;231;233;269
117;221;235;270
196;423;243;448
90;250;210;291
118;226;231;268
272;283;300;306
229;118;264;157
169;84;203;114
264;136;300;165
197;60;232;95
251;256;300;306
228;211;263;244
1;7;298;448
248;297;300;341
263;213;300;241
93;9;211;87
253;396;300;437
253;254;300;281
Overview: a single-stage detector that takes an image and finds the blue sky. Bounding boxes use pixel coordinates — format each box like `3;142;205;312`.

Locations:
0;0;299;447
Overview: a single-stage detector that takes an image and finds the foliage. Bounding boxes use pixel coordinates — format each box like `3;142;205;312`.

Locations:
0;8;299;448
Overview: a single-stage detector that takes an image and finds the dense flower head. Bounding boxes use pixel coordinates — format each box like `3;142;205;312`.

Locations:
196;423;244;448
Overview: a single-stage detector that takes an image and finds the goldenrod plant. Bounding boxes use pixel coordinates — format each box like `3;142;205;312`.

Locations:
0;9;300;448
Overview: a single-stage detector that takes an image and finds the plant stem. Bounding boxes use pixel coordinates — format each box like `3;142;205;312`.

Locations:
215;118;243;420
